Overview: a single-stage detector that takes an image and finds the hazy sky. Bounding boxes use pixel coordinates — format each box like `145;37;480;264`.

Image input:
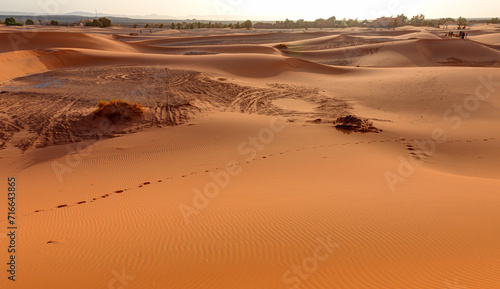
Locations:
2;0;499;20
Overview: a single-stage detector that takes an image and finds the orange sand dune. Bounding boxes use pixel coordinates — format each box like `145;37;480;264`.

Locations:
470;32;500;45
131;43;281;55
290;38;500;67
0;46;348;82
393;31;442;40
0;31;138;53
129;32;281;45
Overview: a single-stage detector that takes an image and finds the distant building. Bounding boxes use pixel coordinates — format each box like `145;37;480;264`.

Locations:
73;19;85;26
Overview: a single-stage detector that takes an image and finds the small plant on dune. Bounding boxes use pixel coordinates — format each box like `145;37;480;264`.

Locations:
275;43;289;49
334;115;381;133
93;99;144;123
97;100;107;109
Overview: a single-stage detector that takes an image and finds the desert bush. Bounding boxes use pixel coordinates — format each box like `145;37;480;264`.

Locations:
85;19;102;27
99;17;112;27
25;19;35;25
93;100;144;123
85;18;111;28
275;43;289;49
243;20;253;29
50;20;59;26
5;17;23;26
334;115;381;133
97;100;107;109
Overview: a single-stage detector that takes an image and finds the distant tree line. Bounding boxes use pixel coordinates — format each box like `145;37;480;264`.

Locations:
1;17;68;26
2;15;499;30
134;19;253;30
488;17;499;24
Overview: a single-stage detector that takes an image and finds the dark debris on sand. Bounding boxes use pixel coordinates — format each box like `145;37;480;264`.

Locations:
334;115;382;133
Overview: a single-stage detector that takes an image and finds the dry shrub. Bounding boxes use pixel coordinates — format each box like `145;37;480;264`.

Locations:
93;99;144;123
275;43;289;49
334;115;381;133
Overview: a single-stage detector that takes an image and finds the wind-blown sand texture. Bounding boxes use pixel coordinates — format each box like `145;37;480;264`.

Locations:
0;24;499;289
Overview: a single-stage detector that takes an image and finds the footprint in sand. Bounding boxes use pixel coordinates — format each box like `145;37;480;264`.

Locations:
57;204;68;208
77;201;86;204
47;240;63;244
115;190;124;194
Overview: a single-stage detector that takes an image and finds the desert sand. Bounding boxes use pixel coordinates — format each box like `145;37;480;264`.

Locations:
0;24;499;289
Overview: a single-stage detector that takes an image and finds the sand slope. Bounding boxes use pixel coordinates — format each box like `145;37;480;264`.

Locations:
0;32;138;53
286;39;500;67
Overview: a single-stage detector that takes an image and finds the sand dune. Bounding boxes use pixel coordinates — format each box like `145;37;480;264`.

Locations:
470;32;500;45
0;31;138;53
0;45;347;82
393;31;442;40
129;32;284;46
131;43;281;55
1;25;499;289
287;38;500;67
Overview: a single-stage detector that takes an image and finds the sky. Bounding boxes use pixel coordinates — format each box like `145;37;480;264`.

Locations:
1;0;499;20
